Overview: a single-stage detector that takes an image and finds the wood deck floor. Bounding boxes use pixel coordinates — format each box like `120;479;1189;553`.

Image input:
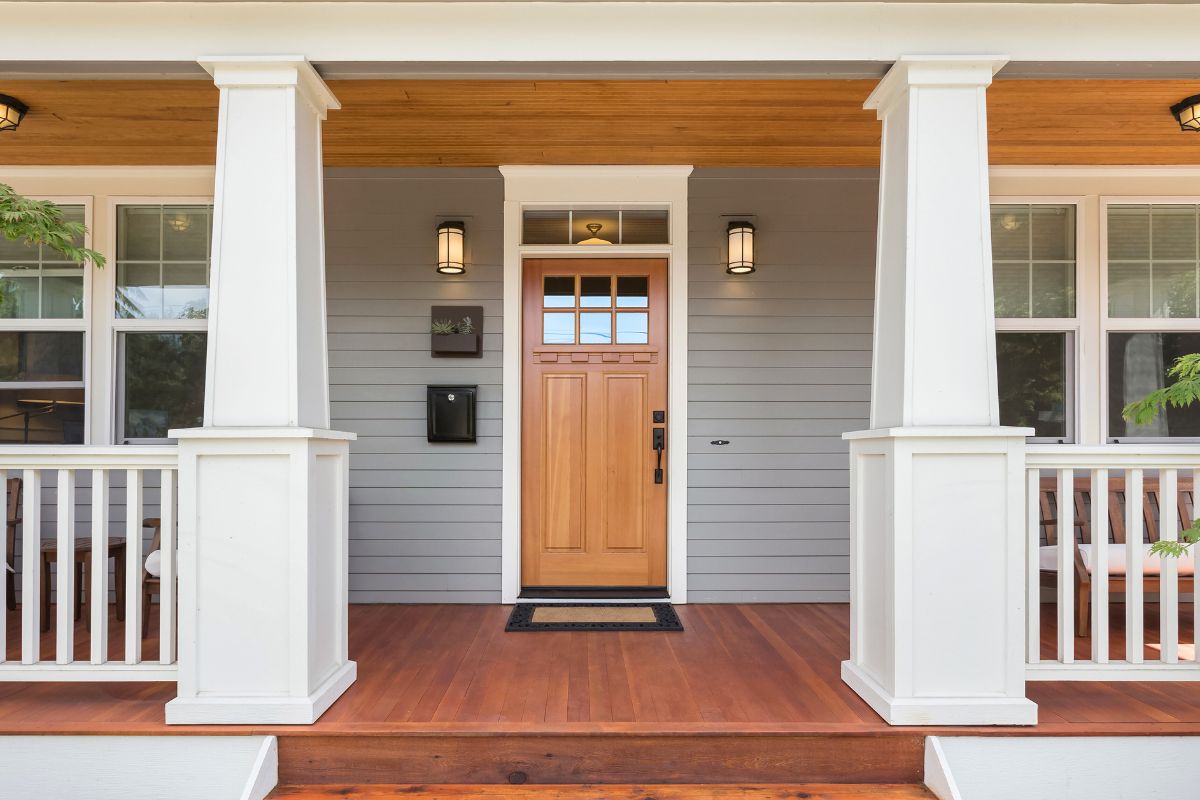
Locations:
2;602;1200;736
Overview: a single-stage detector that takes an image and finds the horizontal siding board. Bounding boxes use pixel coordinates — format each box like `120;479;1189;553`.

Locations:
687;470;848;488
688;521;850;539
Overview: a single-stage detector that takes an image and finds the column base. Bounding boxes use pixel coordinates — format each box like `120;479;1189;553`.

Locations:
842;661;1037;727
166;660;357;726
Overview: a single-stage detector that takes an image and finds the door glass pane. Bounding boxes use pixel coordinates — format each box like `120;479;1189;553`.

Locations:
616;312;648;344
543;312;575;344
991;204;1075;318
579;312;612;344
580;276;611;308
996;332;1069;441
1108;331;1200;439
617;276;649;308
122;332;207;440
543;276;575;308
523;210;570;245
0;332;84;382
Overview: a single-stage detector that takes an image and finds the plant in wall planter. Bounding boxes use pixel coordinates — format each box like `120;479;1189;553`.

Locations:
430;306;484;357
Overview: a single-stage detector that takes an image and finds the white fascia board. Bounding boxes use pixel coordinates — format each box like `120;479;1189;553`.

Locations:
4;3;1200;65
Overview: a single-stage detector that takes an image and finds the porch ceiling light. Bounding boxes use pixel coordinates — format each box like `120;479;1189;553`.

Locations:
726;221;755;275
0;95;29;132
437;220;466;275
1171;94;1200;131
578;223;612;245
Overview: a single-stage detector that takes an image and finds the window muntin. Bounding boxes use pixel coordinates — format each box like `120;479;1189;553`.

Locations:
992;204;1076;319
118;332;207;442
0;204;86;320
996;332;1071;442
1107;331;1200;440
1108;204;1200;319
116;204;212;320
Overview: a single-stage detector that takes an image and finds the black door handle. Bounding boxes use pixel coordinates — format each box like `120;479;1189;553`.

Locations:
652;427;665;484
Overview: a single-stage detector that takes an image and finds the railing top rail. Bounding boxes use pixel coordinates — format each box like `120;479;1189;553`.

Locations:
1026;444;1200;469
0;445;178;470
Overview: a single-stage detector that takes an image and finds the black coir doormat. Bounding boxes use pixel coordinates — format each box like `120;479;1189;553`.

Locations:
506;602;683;632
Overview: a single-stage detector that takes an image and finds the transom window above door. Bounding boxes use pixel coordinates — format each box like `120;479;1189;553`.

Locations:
523;209;669;246
541;274;650;345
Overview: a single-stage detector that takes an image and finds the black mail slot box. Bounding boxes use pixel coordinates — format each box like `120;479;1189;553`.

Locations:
427;385;477;443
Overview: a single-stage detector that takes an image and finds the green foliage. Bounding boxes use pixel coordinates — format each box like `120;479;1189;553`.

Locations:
458;316;475;335
431;319;457;336
1122;353;1200;426
0;183;105;268
1124;352;1200;556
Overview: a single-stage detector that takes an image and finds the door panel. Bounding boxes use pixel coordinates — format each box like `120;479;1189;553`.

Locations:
522;258;668;588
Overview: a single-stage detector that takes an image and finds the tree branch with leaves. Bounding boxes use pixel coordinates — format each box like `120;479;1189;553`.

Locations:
1122;352;1200;557
0;182;105;268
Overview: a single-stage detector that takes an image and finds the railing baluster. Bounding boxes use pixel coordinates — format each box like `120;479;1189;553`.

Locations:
55;469;75;665
1127;468;1145;664
159;469;176;665
90;470;109;665
1161;469;1180;663
1027;468;1041;665
1057;468;1074;662
125;470;143;665
1092;468;1109;664
20;469;40;664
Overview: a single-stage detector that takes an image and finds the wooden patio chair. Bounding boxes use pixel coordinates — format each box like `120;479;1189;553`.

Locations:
142;517;161;639
5;477;20;611
1038;476;1196;637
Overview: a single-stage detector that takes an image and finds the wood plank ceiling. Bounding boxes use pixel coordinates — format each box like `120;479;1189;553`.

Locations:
1;79;1198;166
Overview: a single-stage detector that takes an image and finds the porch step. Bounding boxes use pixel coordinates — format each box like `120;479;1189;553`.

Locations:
269;785;937;799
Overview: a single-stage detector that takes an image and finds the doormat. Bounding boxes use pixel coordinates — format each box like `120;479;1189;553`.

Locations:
505;602;683;632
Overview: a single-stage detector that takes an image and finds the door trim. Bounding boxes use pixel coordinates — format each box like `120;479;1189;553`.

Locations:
500;165;693;605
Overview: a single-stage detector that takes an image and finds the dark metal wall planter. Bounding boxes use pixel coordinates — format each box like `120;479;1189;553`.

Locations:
430;304;484;357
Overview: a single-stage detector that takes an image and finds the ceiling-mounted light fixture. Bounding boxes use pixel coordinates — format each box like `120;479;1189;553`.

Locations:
577;223;612;245
726;221;756;275
1171;94;1200;131
437;221;466;275
166;213;193;233
0;95;29;132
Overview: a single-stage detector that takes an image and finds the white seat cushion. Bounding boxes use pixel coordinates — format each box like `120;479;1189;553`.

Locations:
1040;543;1195;576
145;549;161;578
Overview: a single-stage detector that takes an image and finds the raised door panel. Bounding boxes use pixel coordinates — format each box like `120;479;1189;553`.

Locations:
541;373;587;553
599;372;647;553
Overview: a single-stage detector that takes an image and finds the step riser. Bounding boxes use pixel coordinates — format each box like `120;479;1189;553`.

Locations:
279;734;925;785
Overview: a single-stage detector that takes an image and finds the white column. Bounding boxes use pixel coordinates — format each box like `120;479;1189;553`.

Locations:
841;56;1038;726
166;57;356;725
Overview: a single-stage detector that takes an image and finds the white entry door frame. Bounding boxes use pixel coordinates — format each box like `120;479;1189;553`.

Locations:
500;165;693;604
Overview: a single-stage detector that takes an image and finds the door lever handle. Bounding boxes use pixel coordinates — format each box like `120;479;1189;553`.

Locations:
652;427;665;484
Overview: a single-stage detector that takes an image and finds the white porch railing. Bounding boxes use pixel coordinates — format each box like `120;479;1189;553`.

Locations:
0;446;178;681
1026;445;1200;681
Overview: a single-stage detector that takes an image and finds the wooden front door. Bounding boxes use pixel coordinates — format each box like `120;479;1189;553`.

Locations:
521;258;668;589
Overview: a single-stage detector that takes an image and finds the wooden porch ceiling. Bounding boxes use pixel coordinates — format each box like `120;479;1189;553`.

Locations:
1;79;1199;167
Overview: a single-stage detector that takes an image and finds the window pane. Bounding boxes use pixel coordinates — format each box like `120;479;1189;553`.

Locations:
1108;205;1200;319
161;207;210;261
116;204;213;320
991;204;1075;319
621;210;669;244
616;312;648;344
996;332;1069;440
1151;205;1198;259
0;204;86;320
617;276;649;308
0;273;39;319
543;276;575;308
117;206;162;261
1151;263;1198;319
116;262;162;319
579;312;612;344
162;263;209;319
123;332;207;440
41;273;85;319
0;388;84;444
572;211;618;245
1109;332;1200;439
523;210;569;245
543;312;575;344
1108;262;1151;317
580;276;611;308
0;332;84;382
1108;205;1151;260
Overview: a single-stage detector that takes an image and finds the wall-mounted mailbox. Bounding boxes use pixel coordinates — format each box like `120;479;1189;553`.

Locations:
427;385;477;443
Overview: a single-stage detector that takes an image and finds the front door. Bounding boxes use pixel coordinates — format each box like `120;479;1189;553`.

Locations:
521;258;668;589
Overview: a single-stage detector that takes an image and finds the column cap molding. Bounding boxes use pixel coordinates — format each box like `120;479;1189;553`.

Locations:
865;54;1009;115
198;55;341;118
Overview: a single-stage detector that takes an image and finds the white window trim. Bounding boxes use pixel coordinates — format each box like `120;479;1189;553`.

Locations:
105;196;213;445
991;195;1086;444
0;195;93;445
1099;195;1200;444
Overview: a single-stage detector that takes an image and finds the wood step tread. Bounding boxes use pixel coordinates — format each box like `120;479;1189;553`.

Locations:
269;785;936;799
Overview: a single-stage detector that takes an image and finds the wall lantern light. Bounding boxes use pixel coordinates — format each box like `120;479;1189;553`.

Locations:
1171;95;1200;131
437;221;466;275
726;220;756;274
0;95;29;132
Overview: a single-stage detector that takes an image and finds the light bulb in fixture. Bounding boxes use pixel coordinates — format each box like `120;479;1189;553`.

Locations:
578;223;612;245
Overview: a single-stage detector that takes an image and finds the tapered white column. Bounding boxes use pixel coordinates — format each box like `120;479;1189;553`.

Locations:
841;56;1038;726
166;57;356;725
